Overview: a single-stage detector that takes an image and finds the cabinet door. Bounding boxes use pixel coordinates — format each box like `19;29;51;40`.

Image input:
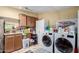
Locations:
26;16;32;27
31;17;37;28
14;34;22;50
5;35;14;53
19;14;27;26
26;16;37;27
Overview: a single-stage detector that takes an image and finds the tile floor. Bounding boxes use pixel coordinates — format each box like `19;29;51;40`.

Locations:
12;45;50;53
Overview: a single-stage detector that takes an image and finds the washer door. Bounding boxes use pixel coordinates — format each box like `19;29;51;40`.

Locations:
55;38;73;53
42;35;52;47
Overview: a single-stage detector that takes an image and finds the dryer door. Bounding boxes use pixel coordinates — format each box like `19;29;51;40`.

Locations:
55;38;73;53
42;35;52;47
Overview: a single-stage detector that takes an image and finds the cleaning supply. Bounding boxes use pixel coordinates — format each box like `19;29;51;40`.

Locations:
45;20;50;32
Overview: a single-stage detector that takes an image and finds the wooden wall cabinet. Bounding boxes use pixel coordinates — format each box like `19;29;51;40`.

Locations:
5;34;22;53
26;16;37;28
19;14;27;26
19;14;38;27
31;17;37;27
26;16;32;27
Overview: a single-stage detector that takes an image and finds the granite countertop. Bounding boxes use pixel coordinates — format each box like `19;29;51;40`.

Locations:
4;32;22;35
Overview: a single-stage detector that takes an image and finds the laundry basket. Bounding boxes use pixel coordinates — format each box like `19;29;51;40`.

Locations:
22;38;29;48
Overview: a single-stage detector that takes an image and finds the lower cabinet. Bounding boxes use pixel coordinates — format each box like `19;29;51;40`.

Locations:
5;34;22;53
14;34;22;51
5;35;14;53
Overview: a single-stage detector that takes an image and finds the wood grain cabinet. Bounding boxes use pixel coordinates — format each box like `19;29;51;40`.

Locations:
19;14;27;26
5;34;22;53
5;35;14;53
31;17;37;27
26;16;37;28
14;34;22;51
19;14;38;27
26;16;32;27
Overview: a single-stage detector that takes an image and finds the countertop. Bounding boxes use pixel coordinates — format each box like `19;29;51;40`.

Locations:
4;32;22;35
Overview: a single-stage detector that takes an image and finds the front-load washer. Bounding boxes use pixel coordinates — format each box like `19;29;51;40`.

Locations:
38;32;53;53
54;32;75;53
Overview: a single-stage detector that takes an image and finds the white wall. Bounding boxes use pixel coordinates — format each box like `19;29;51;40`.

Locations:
38;7;79;27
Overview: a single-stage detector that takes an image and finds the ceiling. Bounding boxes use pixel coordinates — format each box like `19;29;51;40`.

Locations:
24;6;73;13
11;6;74;13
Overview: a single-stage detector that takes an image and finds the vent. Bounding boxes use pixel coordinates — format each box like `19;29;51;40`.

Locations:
11;6;32;12
23;7;32;11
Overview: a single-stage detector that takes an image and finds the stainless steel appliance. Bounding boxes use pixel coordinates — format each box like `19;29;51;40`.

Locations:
0;19;4;53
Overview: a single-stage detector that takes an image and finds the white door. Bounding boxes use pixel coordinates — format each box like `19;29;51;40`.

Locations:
36;19;46;46
36;19;45;34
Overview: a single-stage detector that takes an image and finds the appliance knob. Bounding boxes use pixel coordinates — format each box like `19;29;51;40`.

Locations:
62;34;64;37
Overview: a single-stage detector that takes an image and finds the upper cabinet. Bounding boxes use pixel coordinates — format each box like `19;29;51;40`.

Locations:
26;16;37;28
19;14;27;26
19;14;38;28
26;16;32;27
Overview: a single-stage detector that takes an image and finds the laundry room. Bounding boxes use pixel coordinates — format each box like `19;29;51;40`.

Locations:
0;6;78;53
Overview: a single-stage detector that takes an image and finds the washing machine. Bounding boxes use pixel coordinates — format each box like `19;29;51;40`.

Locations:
38;32;54;53
54;31;75;53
